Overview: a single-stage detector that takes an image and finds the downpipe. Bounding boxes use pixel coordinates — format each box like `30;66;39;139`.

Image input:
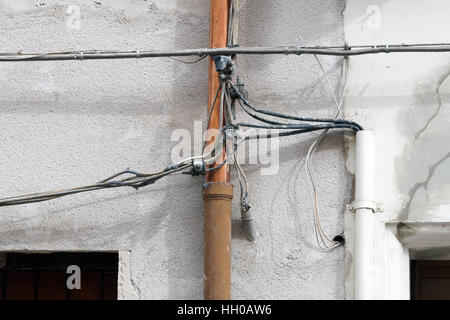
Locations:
354;130;375;300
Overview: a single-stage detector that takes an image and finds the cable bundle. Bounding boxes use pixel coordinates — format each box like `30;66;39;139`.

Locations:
0;165;190;207
0;52;362;251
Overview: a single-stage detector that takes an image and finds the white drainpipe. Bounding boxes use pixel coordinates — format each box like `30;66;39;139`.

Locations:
354;130;375;300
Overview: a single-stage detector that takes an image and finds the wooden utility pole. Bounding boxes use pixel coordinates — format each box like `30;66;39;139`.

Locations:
203;0;233;300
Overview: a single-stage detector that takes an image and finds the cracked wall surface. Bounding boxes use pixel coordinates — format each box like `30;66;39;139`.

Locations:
0;0;349;299
344;0;450;224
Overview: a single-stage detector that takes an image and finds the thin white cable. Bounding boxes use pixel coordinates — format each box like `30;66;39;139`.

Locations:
305;55;347;250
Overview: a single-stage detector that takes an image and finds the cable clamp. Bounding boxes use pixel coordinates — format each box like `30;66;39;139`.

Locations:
135;50;141;58
191;159;206;176
74;51;84;60
347;200;384;213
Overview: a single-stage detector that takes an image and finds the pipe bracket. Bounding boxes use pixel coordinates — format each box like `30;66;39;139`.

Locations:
347;200;384;213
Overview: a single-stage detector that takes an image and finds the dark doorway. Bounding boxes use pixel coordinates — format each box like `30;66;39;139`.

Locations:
0;252;118;300
411;260;450;300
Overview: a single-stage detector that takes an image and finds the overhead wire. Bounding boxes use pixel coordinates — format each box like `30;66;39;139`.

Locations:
2;43;450;62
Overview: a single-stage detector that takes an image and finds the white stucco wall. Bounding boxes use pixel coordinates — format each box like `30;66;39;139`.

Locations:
344;0;450;299
344;0;450;223
0;0;350;299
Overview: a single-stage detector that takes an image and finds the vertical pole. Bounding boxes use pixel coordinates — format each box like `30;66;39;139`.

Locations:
203;0;233;300
207;0;230;185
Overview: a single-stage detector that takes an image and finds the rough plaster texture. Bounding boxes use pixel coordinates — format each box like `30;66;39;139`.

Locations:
0;0;350;299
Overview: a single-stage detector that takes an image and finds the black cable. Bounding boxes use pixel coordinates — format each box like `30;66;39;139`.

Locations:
238;100;287;125
243;125;357;141
167;55;207;64
203;80;223;152
235;122;361;132
227;81;363;130
231;83;359;129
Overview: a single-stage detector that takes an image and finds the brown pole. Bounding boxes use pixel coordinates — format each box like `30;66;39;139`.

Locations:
204;0;233;300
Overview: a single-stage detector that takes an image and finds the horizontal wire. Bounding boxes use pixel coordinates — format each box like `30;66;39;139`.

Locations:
2;43;450;61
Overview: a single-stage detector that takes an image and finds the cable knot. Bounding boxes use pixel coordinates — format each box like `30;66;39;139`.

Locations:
213;55;235;80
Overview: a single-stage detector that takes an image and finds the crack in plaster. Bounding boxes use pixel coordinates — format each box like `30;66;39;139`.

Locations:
118;251;140;299
128;255;141;299
130;274;141;299
400;152;450;220
399;67;450;220
415;69;450;140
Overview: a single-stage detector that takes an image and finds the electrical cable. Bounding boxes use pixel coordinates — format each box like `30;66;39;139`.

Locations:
304;55;348;250
175;80;224;167
167;55;207;64
0;67;230;207
227;80;363;130
0;163;191;207
226;3;256;241
217;58;360;247
234;122;359;131
206;80;237;173
3;43;450;61
0;46;362;252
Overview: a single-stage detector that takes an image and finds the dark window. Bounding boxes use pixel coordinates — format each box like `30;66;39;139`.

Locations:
0;252;118;300
411;260;450;300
